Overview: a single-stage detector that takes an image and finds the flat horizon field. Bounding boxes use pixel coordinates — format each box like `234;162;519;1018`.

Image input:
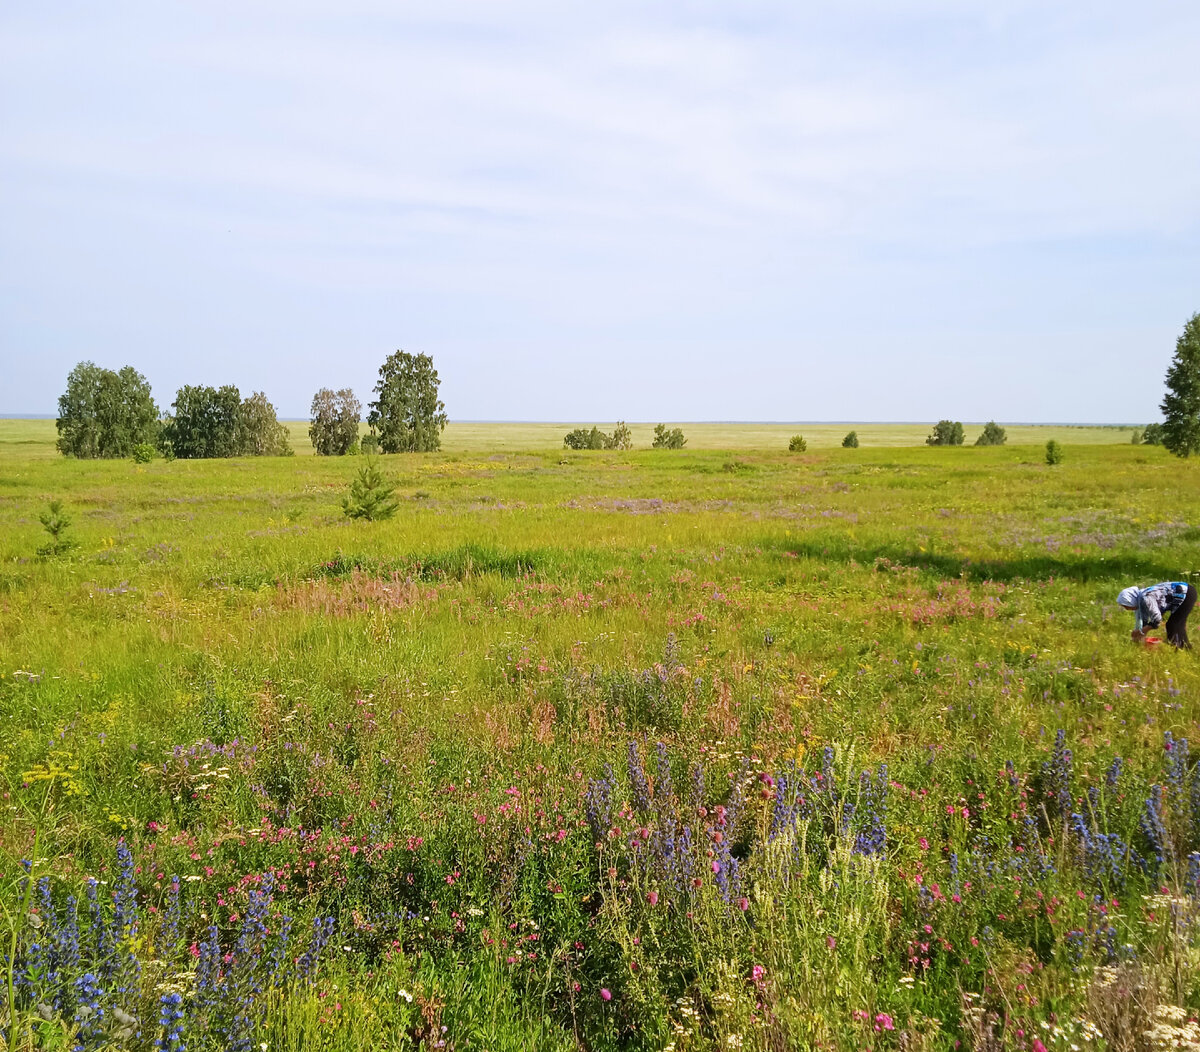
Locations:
0;416;1141;460
2;426;1199;1049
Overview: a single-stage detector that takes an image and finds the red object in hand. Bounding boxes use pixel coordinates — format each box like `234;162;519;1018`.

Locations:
1144;637;1162;647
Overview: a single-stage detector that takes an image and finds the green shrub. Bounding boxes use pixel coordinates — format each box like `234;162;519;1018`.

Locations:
842;431;859;448
131;442;157;463
652;424;687;449
564;427;607;451
788;434;807;452
563;423;632;450
1045;439;1064;465
342;455;400;520
37;499;77;557
1142;423;1164;445
974;421;1007;446
926;420;964;446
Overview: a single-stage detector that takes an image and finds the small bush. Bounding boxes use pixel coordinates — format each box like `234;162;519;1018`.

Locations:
842;431;859;448
926;420;964;446
564;427;606;451
788;435;807;452
564;423;633;451
609;421;633;451
342;455;400;521
652;424;686;449
1045;440;1064;465
1130;429;1143;445
37;499;77;557
974;421;1007;446
1142;423;1164;445
132;442;157;463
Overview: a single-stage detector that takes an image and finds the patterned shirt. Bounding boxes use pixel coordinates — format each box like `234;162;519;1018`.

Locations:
1134;582;1190;631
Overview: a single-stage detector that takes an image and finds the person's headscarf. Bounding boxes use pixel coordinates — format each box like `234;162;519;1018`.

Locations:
1117;586;1141;609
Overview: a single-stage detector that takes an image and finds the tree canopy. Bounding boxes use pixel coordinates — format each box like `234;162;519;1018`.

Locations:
974;421;1007;446
926;420;964;446
1161;312;1200;457
367;351;447;453
56;362;159;458
237;391;293;457
309;388;362;455
652;424;687;449
161;386;291;458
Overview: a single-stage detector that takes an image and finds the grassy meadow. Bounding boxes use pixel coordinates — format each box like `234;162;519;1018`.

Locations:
0;418;1138;460
3;419;1200;1050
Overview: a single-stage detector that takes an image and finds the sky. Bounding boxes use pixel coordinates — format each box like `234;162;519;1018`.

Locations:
2;1;1198;422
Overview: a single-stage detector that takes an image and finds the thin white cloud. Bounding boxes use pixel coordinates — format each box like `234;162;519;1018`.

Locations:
1;1;1197;419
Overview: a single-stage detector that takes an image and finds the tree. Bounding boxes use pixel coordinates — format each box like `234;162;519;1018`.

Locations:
368;351;447;453
309;388;362;455
609;422;633;451
37;499;76;556
652;424;687;449
1045;440;1063;465
1142;423;1165;445
237;391;293;456
842;431;859;448
926;420;964;446
161;385;242;458
56;362;159;458
974;421;1007;446
1130;429;1143;444
342;455;400;520
788;434;807;452
1161;313;1200;457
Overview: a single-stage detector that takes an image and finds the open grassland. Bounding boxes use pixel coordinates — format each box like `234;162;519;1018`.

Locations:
2;428;1200;1050
0;417;1138;459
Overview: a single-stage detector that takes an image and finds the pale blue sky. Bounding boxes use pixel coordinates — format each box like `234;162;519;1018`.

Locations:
2;1;1198;421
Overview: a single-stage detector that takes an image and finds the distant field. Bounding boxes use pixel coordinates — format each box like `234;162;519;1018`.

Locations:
0;416;1139;459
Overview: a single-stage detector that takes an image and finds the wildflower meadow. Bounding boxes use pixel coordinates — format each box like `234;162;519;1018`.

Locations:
2;423;1200;1050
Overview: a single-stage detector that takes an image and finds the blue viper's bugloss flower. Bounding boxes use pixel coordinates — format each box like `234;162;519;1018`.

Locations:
1140;785;1169;870
297;916;335;982
1165;733;1190;801
73;971;105;1050
627;742;650;816
155;992;185;1052
1106;757;1123;789
853;765;888;858
654;741;675;814
585;764;615;844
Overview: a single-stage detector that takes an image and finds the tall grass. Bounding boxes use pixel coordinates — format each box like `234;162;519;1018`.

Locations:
1;433;1199;1048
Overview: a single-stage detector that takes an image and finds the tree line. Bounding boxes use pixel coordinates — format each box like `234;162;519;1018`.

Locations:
55;351;447;459
48;312;1200;459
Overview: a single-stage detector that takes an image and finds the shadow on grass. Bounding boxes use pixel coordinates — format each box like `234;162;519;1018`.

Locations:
315;543;614;583
768;536;1197;586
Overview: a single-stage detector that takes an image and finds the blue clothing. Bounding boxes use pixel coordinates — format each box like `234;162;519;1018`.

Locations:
1132;582;1190;631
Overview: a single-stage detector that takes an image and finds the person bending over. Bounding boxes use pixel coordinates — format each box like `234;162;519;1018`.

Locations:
1117;581;1195;649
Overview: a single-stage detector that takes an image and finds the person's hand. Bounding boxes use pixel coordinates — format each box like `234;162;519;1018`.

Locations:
1131;629;1146;642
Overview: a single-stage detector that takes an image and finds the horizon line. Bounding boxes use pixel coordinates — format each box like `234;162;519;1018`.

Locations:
0;414;1143;427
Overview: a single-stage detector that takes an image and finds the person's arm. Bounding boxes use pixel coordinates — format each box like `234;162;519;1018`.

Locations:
1133;592;1163;639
